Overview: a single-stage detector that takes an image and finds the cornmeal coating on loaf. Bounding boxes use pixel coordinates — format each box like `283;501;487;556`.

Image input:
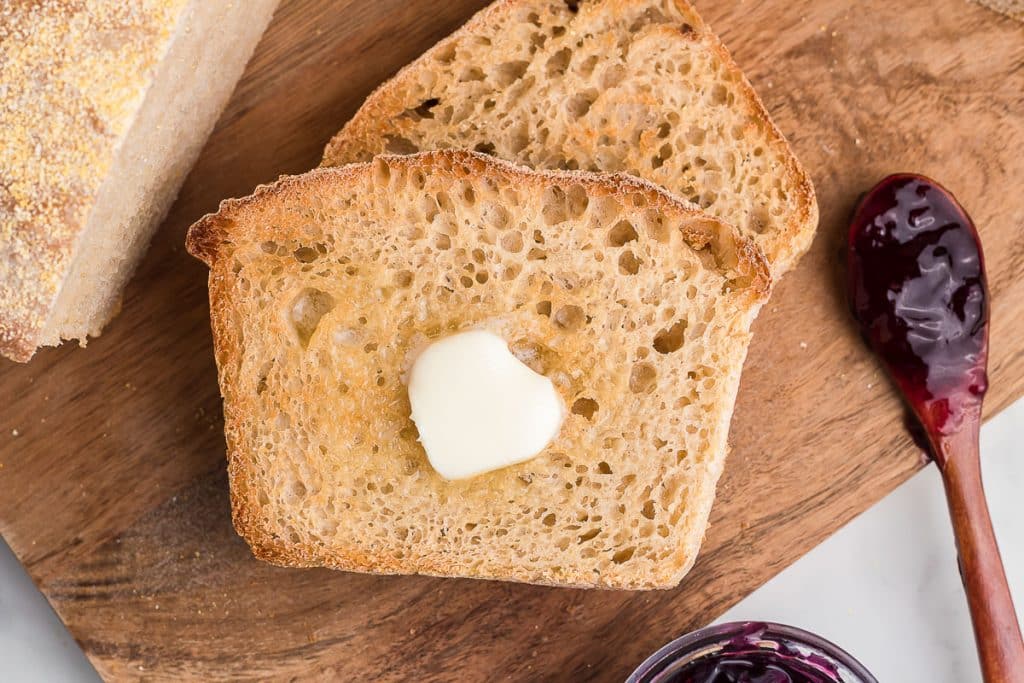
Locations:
187;151;768;589
0;0;188;361
323;0;817;278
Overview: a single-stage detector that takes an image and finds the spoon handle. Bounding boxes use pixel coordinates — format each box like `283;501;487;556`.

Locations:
938;425;1024;683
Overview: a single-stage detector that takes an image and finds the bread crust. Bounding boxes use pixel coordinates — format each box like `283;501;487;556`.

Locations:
322;0;818;278
188;150;768;589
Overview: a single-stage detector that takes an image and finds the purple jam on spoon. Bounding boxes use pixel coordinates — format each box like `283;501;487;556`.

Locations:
847;173;988;458
847;175;1024;682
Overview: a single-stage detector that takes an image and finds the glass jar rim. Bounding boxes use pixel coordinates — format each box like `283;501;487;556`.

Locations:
626;621;878;683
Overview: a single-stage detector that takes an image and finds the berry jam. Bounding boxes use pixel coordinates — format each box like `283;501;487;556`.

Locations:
651;631;839;683
847;174;989;454
628;622;876;683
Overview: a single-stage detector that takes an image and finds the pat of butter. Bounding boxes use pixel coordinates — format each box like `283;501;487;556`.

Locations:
408;330;564;480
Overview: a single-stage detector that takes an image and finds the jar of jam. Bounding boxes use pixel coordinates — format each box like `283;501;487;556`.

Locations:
627;622;877;683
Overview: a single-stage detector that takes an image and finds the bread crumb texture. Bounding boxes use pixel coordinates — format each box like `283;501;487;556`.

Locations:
0;0;187;361
187;151;768;588
323;0;818;278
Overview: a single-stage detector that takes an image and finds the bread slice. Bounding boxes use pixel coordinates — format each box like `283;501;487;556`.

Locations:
0;0;279;362
186;150;769;589
322;0;818;279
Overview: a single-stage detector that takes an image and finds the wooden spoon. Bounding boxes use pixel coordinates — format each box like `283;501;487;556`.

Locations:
847;173;1024;682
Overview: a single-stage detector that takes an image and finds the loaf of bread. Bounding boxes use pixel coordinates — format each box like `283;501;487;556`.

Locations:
322;0;817;278
186;150;769;589
0;0;279;362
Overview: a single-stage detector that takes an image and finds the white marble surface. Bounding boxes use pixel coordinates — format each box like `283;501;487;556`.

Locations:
1;401;1021;681
719;399;1024;682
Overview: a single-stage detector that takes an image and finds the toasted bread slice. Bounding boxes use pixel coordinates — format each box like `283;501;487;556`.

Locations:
322;0;817;278
187;150;768;589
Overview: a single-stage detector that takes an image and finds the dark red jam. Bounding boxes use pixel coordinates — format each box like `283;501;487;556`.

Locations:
628;622;875;683
654;633;838;683
846;174;989;448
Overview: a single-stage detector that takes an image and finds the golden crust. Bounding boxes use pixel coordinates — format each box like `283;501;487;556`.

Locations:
321;0;818;280
0;0;188;361
189;150;770;296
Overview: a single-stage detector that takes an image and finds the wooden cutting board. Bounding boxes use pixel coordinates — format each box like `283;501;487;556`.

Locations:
1;0;1022;680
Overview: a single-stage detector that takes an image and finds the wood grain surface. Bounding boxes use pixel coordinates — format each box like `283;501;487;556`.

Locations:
1;0;1023;680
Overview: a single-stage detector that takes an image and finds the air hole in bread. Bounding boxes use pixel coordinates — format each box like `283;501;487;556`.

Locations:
576;53;599;78
459;66;485;82
599;64;626;89
460;275;473;288
564;0;579;14
372;158;391;185
597;461;612;474
542;513;556;526
536;300;552;317
410;171;427;191
289;288;335;347
434;233;451;250
383;134;419;154
407;97;440;120
566;89;597;118
653;320;687;354
618;250;640;275
607;219;638;247
500;231;523;253
611;546;635;564
651;143;673;170
475;271;489;284
629;362;657;393
394;270;413;288
629;6;669;32
527;248;548;261
710;84;728;105
493;60;529;86
579;528;600;543
435;42;457;65
546;47;572;77
553;304;584;331
474;141;496;155
541;186;569;224
571;397;599;420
